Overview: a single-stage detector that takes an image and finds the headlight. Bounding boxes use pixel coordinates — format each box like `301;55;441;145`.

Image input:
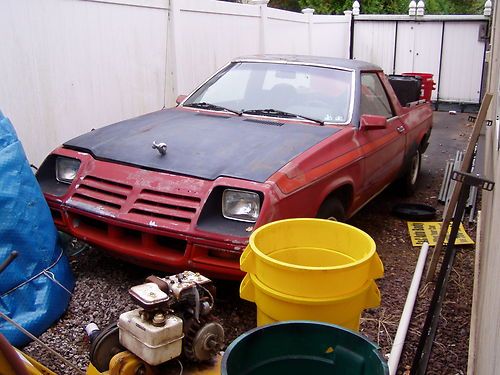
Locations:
222;189;260;222
55;157;81;184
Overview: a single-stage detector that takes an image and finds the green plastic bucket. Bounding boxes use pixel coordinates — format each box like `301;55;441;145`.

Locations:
221;321;389;375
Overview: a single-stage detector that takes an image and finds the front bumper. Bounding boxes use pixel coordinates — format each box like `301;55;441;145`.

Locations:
38;149;274;280
50;203;246;280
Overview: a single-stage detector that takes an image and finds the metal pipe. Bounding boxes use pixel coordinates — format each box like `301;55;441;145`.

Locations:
388;242;429;375
438;161;453;203
0;312;86;375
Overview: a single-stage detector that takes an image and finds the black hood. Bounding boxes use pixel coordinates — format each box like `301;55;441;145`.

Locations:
64;109;339;183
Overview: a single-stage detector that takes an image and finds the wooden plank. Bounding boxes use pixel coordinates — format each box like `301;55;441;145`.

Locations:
425;93;493;282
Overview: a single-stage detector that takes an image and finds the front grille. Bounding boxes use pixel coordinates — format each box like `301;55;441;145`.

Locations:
70;213;187;256
129;189;201;224
66;164;205;231
72;175;132;211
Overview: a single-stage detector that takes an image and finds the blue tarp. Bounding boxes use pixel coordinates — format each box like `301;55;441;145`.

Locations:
0;111;74;347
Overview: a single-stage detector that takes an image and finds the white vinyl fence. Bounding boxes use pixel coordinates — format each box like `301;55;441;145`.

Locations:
0;0;350;166
0;0;489;167
0;0;170;166
170;0;350;100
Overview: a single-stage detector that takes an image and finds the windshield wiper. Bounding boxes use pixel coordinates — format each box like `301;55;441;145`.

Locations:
183;102;241;116
242;108;324;125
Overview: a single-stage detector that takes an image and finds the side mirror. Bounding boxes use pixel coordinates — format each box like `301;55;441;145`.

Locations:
176;94;187;105
360;114;387;130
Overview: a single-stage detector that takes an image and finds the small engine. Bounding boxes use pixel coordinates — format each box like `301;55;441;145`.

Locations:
87;271;224;371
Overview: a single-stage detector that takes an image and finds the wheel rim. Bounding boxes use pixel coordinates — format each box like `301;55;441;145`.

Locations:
409;151;420;186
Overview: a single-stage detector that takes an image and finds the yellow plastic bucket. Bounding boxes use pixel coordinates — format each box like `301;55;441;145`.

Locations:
240;219;383;298
240;273;381;331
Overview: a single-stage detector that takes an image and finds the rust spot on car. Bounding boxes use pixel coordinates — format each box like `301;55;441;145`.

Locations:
66;199;116;218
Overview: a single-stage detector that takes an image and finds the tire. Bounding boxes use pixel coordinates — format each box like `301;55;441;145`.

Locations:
401;149;421;196
316;197;346;222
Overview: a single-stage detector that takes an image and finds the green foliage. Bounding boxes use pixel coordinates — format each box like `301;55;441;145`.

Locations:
294;0;352;14
425;0;484;14
269;0;302;12
270;0;485;15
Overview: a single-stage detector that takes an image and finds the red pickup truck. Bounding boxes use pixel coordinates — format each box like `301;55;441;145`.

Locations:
37;55;432;279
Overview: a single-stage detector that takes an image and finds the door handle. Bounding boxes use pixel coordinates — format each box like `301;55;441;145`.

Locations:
396;125;405;133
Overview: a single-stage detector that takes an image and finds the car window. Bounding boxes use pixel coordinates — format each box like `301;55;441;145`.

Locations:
261;69;310;90
195;67;251;104
184;62;354;124
360;73;394;118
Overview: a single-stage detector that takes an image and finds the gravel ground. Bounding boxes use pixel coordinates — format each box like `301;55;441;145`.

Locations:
22;111;476;375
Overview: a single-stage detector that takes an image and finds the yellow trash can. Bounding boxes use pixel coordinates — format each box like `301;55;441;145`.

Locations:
240;219;383;298
240;273;381;331
239;219;384;330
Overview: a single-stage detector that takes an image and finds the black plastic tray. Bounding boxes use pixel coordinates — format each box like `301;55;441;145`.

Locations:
392;203;437;221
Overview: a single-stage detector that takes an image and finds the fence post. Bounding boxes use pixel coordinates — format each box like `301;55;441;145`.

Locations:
352;0;360;16
409;0;416;16
484;0;492;16
416;0;425;16
166;0;181;106
251;0;270;54
302;8;315;55
345;10;354;59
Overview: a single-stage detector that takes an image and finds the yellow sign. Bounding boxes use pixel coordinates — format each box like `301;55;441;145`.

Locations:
407;221;475;247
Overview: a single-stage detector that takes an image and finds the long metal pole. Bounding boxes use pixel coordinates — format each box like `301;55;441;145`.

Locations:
388;242;429;375
0;312;85;375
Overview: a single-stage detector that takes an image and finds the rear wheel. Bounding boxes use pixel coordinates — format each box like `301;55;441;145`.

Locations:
316;197;346;222
401;149;421;196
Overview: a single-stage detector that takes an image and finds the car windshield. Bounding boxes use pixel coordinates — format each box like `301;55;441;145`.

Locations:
183;62;353;124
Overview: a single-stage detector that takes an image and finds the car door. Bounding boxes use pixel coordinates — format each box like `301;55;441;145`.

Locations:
357;72;406;199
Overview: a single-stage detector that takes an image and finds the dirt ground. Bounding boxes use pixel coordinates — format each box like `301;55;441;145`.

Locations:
23;111;476;375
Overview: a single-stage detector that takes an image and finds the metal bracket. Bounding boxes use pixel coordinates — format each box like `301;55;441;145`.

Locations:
450;170;495;191
478;23;489;42
468;115;493;127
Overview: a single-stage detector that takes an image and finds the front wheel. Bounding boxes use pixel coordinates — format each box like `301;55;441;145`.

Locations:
401;149;421;196
316;197;346;222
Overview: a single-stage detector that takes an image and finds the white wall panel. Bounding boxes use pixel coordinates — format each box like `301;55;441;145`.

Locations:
412;22;443;101
355;18;486;102
395;22;443;100
0;0;168;166
394;22;416;73
312;15;351;58
353;21;396;73
439;22;485;103
266;8;309;55
474;6;500;374
174;2;260;96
